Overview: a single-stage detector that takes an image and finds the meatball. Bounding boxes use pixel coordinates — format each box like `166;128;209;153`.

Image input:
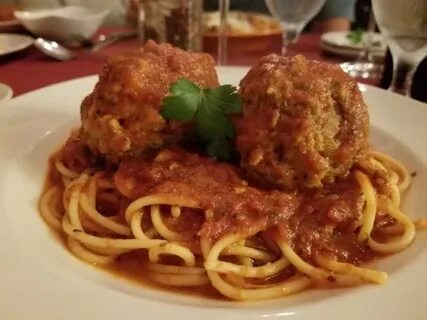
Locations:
236;54;369;190
80;40;219;161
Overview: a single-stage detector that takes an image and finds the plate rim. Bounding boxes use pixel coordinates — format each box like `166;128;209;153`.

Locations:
0;33;33;56
320;41;385;59
0;82;13;103
320;30;385;50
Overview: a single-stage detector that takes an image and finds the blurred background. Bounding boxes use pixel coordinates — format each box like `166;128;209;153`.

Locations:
0;0;426;102
0;0;364;28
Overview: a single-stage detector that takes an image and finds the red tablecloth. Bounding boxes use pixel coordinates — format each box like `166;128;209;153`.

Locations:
0;29;340;97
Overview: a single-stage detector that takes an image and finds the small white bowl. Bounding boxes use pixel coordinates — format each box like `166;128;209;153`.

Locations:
14;6;108;44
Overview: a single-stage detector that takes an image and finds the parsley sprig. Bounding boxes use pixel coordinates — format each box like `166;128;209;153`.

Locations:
347;28;364;44
161;79;242;161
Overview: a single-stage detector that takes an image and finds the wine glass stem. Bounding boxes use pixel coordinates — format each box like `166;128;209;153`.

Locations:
358;9;376;62
138;0;146;42
389;55;414;95
218;0;230;65
281;23;301;55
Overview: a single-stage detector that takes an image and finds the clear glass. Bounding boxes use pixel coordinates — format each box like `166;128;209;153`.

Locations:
372;0;427;95
137;0;146;42
138;0;204;51
265;0;327;54
217;0;230;65
341;9;383;81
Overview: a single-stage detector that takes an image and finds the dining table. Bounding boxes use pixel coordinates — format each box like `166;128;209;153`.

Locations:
0;27;348;98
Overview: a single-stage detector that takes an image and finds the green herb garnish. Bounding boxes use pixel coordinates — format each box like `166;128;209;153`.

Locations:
347;28;364;44
161;79;242;161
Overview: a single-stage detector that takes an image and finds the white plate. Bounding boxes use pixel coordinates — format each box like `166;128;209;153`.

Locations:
0;33;33;56
0;67;426;320
321;31;386;58
14;6;108;44
320;42;386;59
321;31;386;51
0;83;13;103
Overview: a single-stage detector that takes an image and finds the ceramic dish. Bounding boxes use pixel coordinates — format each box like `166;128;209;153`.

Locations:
0;83;13;103
14;6;108;44
0;33;33;57
0;67;426;320
321;31;386;58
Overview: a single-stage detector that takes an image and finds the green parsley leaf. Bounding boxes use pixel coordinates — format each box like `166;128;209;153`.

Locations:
160;79;201;121
160;79;242;161
206;138;233;161
205;85;242;114
347;28;364;44
195;101;234;140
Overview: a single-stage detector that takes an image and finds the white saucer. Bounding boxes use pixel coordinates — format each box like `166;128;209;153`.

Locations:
0;33;33;57
0;83;13;103
320;42;386;59
321;31;386;59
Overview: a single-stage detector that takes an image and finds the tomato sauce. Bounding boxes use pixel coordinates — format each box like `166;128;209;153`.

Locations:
44;144;382;298
114;148;375;264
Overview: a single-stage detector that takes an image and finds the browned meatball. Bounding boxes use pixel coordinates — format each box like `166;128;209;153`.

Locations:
80;40;219;161
236;54;369;190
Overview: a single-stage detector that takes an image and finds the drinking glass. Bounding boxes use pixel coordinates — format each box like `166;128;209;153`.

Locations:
120;0;147;42
372;0;427;95
341;9;383;81
136;0;145;42
133;0;203;51
217;0;230;65
265;0;327;54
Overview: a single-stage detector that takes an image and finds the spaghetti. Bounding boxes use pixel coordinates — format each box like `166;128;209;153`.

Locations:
39;147;422;301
